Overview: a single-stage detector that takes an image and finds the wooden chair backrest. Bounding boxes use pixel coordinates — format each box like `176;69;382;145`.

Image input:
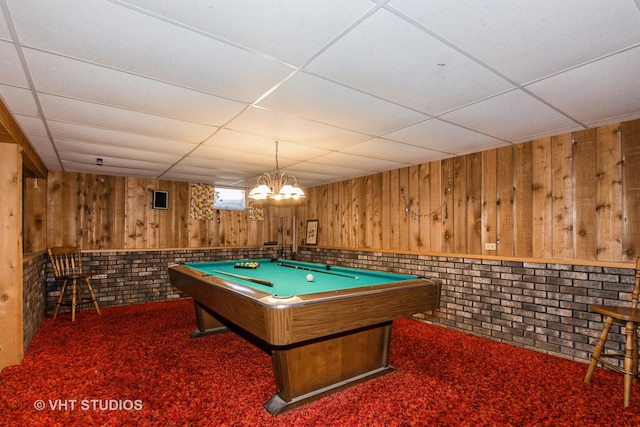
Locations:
47;246;84;278
630;256;640;309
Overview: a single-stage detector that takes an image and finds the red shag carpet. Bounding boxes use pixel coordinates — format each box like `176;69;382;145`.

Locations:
1;298;638;426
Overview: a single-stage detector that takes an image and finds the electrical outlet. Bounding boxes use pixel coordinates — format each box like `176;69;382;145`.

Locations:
92;274;108;280
484;242;497;250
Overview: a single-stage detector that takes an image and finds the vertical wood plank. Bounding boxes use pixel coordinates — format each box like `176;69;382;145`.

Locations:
104;175;126;249
371;173;383;249
0;143;23;369
340;181;350;247
315;186;325;246
364;177;374;248
572;129;597;260
532;138;553;258
496;146;514;256
125;177;149;249
551;134;574;259
407;165;421;251
452;156;467;253
418;163;430;251
466;153;482;254
428;161;443;252
622;119;640;261
595;124;623;261
481;149;497;255
381;171;391;249
332;182;340;247
398;167;409;251
389;170;400;250
46;171;63;246
354;177;367;249
23;177;47;252
319;185;329;247
514;142;533;257
441;159;455;253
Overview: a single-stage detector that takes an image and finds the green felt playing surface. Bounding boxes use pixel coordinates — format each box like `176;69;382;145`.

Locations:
183;259;417;297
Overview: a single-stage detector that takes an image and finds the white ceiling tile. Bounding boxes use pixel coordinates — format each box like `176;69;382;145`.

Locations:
0;7;11;40
203;129;330;161
308;152;408;172
22;134;54;153
0;84;39;116
160;170;242;187
259;72;428;135
306;8;511;115
343;138;444;164
15;115;48;136
526;47;640;125
187;144;298;171
286;161;370;177
119;0;376;65
1;1;639;186
47;122;197;156
389;0;640;84
62;163;164;178
24;49;248;126
227;106;369;150
54;138;182;164
277;164;372;187
0;40;29;87
39;94;218;143
60;152;169;171
385;118;508;154
440;90;581;142
6;0;293;102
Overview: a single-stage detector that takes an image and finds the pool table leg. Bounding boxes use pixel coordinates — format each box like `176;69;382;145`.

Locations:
264;321;395;415
190;302;230;338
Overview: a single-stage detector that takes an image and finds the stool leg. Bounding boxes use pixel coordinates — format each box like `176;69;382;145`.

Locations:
71;279;78;322
84;277;101;315
53;279;69;319
624;321;636;407
585;316;614;383
634;326;639;383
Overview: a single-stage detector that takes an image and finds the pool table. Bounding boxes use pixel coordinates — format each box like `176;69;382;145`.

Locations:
168;258;441;415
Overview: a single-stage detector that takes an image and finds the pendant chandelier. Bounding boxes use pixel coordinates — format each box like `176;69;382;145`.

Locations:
248;141;305;201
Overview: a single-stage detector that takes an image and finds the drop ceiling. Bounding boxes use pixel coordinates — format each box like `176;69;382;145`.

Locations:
1;0;640;189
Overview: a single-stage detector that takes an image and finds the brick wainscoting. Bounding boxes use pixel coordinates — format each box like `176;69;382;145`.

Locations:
23;253;46;350
24;247;636;365
295;248;636;365
43;247;283;314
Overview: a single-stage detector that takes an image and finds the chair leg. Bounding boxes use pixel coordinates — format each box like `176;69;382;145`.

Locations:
585;316;614;383
634;326;639;382
84;278;101;315
53;279;68;319
71;279;78;322
624;321;637;407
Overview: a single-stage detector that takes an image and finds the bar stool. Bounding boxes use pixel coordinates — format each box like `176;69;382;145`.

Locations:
47;246;101;321
584;256;640;407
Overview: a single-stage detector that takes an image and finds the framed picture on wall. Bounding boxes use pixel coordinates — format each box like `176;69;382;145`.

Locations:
306;220;318;245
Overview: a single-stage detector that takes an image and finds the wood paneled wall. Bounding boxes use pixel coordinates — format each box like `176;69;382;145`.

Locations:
23;118;640;263
302;119;640;263
27;172;296;250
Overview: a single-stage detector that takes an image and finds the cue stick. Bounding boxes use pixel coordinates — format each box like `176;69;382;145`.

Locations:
277;262;359;279
211;270;274;287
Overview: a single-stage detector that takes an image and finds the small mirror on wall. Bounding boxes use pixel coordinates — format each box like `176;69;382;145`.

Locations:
152;190;168;209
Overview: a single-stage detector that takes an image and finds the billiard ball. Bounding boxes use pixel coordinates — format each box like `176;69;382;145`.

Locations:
306;274;314;282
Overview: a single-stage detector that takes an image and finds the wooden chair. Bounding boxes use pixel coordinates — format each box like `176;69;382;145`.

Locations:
584;256;640;407
47;246;101;321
